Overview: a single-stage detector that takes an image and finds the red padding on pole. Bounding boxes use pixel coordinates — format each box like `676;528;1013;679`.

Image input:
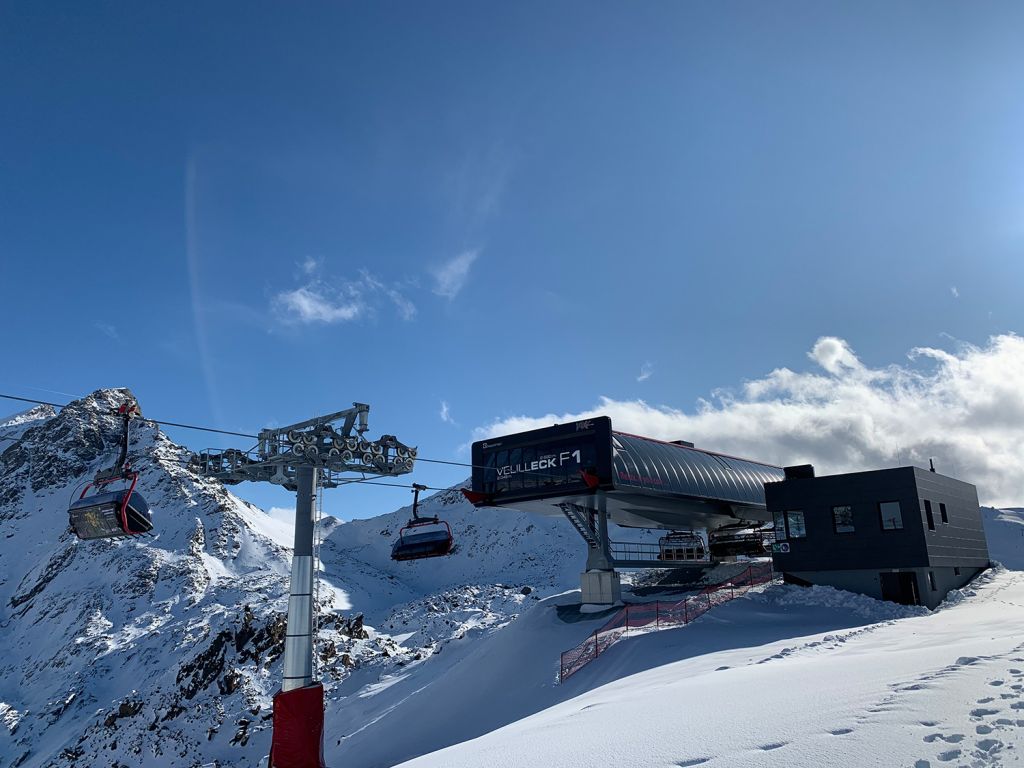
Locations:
269;683;326;768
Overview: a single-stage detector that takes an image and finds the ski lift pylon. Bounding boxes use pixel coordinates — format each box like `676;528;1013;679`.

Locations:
68;398;154;540
390;483;454;561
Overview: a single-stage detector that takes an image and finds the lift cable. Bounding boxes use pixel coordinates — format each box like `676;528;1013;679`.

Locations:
0;391;564;484
0;392;258;439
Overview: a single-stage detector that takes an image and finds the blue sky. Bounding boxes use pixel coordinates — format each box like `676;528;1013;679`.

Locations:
3;2;1024;516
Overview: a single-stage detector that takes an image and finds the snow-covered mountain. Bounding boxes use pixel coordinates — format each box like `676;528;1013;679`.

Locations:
5;389;1023;768
0;389;596;768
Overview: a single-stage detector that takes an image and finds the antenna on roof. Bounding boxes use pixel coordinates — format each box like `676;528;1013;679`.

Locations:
929;458;936;473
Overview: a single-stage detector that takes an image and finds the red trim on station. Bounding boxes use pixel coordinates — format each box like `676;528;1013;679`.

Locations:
461;488;493;505
579;469;601;489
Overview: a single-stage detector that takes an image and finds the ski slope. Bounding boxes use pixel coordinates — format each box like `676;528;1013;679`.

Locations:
395;510;1024;768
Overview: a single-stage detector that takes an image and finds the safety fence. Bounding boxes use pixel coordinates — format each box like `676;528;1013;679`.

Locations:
558;562;776;682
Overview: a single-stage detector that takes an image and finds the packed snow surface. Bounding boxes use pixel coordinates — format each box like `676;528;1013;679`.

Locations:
395;510;1024;768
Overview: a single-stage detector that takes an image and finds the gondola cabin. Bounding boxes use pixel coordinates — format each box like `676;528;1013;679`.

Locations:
390;518;453;561
69;485;153;540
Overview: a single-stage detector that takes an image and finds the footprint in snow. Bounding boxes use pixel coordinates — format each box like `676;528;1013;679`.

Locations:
924;734;964;744
829;728;853;736
759;743;787;751
970;708;1000;718
1011;701;1024;710
675;759;711;767
976;724;994;735
913;760;931;768
974;738;1003;757
935;749;961;762
989;679;1005;687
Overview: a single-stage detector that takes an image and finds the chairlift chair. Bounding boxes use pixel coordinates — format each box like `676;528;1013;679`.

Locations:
708;521;773;559
657;530;708;562
390;484;454;561
68;399;154;540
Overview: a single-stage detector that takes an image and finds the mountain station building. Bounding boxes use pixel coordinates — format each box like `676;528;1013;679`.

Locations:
766;464;990;609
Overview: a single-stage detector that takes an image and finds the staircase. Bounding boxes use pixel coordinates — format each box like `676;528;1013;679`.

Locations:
558;502;600;549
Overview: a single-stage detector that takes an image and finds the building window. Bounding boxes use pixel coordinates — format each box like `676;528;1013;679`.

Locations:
924;500;936;531
786;510;807;539
928;571;937;591
832;505;855;534
939;503;948;524
879;501;903;530
954;566;961;576
773;510;787;541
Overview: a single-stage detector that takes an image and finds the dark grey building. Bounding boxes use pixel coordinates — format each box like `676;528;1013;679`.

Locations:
766;465;990;609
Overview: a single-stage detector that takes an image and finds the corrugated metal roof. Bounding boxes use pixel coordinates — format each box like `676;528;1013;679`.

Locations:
611;432;784;507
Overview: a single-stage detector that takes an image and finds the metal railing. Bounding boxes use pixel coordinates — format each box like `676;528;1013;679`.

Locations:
558;562;776;682
608;540;711;564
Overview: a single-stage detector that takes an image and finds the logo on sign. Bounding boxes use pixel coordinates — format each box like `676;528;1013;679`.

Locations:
772;542;791;554
495;449;581;478
576;420;594;431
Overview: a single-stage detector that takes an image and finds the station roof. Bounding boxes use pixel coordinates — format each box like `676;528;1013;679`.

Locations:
469;417;785;529
611;431;784;507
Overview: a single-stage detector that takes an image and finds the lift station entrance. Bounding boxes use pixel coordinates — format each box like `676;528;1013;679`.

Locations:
465;417;784;603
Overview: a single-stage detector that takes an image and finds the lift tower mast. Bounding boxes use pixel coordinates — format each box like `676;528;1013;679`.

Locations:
193;403;416;768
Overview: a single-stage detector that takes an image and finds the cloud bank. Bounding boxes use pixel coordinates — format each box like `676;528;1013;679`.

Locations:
473;334;1024;507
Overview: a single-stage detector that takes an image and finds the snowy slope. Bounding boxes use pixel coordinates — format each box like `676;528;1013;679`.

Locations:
0;389;598;768
398;513;1024;768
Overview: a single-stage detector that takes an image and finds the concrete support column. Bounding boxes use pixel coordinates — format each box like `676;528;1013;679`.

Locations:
282;465;318;692
581;489;621;604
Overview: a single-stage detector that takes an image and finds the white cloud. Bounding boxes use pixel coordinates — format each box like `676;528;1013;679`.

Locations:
273;286;362;324
440;400;455;425
637;362;653;383
95;322;119;341
807;336;865;376
301;256;321;276
359;271;417;321
472;334;1024;507
272;269;416;325
432;250;479;299
951;286;960;298
267;506;296;525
